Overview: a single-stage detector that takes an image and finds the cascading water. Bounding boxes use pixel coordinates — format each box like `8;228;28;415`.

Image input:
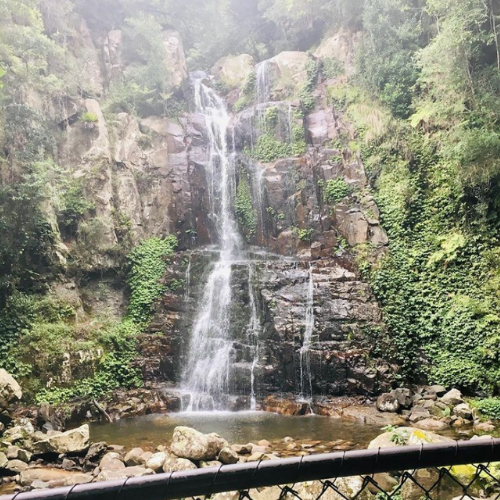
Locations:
182;77;243;411
247;264;260;411
256;60;271;105
298;267;315;403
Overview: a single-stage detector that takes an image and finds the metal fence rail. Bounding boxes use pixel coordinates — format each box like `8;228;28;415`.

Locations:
2;438;500;500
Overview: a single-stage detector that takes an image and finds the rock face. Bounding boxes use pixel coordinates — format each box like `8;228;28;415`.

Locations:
211;54;255;89
171;427;228;461
0;370;22;408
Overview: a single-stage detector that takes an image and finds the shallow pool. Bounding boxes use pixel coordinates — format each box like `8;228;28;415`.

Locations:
90;411;385;450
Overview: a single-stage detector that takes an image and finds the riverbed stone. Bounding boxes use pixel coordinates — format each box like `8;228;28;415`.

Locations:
100;457;126;472
85;441;107;461
200;460;222;468
124;447;146;466
231;444;252;455
162;456;197;473
6;446;31;462
453;403;473;420
0;370;22;408
6;459;28;473
409;407;431;423
145;452;168;472
100;452;123;466
97;466;154;482
440;389;464;406
393;388;412;409
19;468;84;487
32;424;89;454
474;421;495;432
376;393;400;413
0;452;7;469
171;426;227;461
218;447;238;465
413;418;449;431
429;385;446;396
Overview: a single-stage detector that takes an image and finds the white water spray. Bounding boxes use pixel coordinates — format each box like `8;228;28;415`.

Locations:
183;78;242;411
247;263;260;410
299;267;314;403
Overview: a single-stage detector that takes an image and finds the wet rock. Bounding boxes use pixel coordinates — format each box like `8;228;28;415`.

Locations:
231;444;252;455
162;456;197;473
440;389;464;406
32;424;90;454
453;403;472;420
85;441;107;461
124;447;146;466
171;426;227;461
218;447;238;465
6;459;28;473
413;419;449;431
376;393;400;413
146;452;168;472
0;370;22;409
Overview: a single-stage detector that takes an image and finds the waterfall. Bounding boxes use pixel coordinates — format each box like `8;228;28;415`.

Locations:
182;77;243;411
298;266;314;403
247;263;260;410
256;60;271;105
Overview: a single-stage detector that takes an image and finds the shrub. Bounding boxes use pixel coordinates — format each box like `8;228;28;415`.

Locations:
80;111;99;123
471;398;500;420
324;179;353;204
128;236;178;324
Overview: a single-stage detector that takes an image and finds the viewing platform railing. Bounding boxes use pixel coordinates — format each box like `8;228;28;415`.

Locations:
2;438;500;500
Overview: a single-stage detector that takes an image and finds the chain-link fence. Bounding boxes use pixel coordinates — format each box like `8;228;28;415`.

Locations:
2;439;500;500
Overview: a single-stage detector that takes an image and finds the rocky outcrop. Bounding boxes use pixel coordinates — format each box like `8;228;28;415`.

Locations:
32;424;90;454
211;54;255;90
314;31;361;77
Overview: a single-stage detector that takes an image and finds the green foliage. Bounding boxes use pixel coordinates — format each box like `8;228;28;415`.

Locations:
128;236;178;325
80;112;99;123
471;398;500;421
295;228;313;241
299;60;320;113
389;429;409;446
321;58;344;80
235;172;257;240
34;320;143;404
324;179;353;204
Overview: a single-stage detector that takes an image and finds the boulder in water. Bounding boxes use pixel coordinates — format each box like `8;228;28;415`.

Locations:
218;447;238;464
170;426;227;461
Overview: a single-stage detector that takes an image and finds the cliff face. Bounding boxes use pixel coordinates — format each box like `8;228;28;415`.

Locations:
1;10;392;401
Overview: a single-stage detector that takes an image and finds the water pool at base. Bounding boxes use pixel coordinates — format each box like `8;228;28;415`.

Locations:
89;411;417;451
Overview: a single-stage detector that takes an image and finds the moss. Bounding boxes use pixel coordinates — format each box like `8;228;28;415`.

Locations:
235;172;257;240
